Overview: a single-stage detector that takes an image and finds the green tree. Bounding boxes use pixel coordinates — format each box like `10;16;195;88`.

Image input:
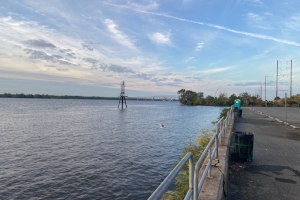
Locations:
3;93;12;98
228;94;237;105
239;92;251;105
217;92;228;106
177;89;187;104
205;95;214;106
254;99;264;106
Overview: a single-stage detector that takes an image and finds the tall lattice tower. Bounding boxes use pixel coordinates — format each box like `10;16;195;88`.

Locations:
118;80;127;109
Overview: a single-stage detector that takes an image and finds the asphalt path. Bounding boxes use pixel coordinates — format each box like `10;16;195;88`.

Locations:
248;107;300;127
227;108;300;200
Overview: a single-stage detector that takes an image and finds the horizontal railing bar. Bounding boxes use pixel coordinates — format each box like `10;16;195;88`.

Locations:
148;152;193;200
210;147;217;161
184;189;193;200
195;133;216;167
197;161;211;193
216;117;224;126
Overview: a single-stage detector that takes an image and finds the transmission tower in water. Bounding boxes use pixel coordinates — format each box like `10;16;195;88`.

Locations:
118;80;127;109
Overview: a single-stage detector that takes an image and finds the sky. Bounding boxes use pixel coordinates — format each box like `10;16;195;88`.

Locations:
0;0;300;99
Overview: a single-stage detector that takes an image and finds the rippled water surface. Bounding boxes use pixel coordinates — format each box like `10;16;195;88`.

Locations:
0;99;223;199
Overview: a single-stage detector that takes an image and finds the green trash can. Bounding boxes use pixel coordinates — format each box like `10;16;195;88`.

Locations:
232;132;254;163
234;99;241;109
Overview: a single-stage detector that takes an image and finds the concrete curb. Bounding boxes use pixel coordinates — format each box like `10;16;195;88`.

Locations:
250;108;300;129
198;112;234;200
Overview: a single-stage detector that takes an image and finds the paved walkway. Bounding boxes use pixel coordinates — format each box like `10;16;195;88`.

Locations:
227;108;300;200
250;107;300;127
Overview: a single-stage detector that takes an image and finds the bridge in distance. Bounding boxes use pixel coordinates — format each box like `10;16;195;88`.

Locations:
127;95;179;101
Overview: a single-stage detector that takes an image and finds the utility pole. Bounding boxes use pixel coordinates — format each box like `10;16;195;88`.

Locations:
285;93;287;132
261;84;262;100
265;75;267;107
276;60;278;105
290;60;292;107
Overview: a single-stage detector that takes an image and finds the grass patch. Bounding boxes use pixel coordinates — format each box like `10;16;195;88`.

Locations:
161;129;213;200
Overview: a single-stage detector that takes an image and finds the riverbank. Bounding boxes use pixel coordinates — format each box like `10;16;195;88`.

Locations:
0;94;177;101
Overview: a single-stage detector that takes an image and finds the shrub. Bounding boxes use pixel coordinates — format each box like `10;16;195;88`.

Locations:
161;129;213;200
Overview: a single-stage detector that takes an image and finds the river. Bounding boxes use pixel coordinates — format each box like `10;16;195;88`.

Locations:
0;99;223;199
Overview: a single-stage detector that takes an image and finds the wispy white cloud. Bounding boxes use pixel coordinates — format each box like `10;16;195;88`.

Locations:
196;42;204;51
126;0;159;11
104;19;137;50
264;12;273;16
194;67;232;74
284;14;300;31
103;2;300;47
247;13;272;30
184;57;194;63
148;32;171;45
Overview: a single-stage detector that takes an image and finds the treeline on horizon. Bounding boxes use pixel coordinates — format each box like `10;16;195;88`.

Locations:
0;93;117;99
177;89;300;106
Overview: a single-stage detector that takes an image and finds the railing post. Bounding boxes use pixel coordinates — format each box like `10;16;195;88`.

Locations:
215;132;218;158
219;125;222;145
223;120;226;137
219;121;222;138
217;122;222;145
208;144;212;177
189;156;194;200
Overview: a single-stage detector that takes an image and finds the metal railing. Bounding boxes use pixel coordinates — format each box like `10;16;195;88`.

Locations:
148;152;194;200
148;105;234;200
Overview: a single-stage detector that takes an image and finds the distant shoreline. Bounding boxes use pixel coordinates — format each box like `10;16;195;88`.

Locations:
0;93;177;101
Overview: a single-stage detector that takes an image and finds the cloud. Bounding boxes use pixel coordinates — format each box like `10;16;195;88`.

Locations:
104;19;137;50
162;73;173;76
59;48;72;53
148;32;171;45
82;57;99;65
155;77;184;87
150;77;168;82
59;49;76;58
247;13;272;30
284;14;300;31
24;48;76;66
23;39;77;58
126;0;159;11
99;63;135;73
45;65;56;68
130;73;153;80
82;43;93;51
44;64;69;72
56;68;69;71
24;48;57;61
234;81;261;86
57;60;75;66
264;12;273;16
103;2;300;47
23;39;57;49
185;76;202;81
184;57;194;63
196;43;204;51
66;52;76;59
195;67;232;74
